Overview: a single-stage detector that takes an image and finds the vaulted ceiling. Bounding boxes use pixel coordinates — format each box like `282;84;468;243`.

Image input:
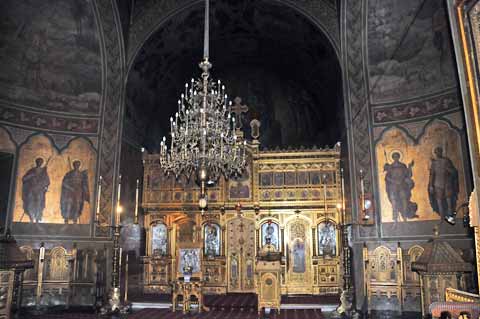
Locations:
126;0;342;151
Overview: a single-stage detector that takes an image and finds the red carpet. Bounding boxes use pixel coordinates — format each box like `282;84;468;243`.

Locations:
19;308;325;319
204;293;257;310
19;294;334;318
129;308;325;319
281;294;339;305
20;313;96;319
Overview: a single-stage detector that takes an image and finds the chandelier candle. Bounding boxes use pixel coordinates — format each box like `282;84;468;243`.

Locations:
159;0;246;210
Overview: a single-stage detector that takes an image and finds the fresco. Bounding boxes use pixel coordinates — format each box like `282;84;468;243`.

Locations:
367;0;456;103
127;2;341;150
0;0;101;113
0;127;15;153
376;122;467;223
13;135;96;226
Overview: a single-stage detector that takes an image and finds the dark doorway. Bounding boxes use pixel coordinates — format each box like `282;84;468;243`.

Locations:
0;152;14;229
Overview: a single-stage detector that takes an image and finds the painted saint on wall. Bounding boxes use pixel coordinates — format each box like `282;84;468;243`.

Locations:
13;135;95;230
60;160;89;224
317;221;336;257
428;146;459;224
375;122;467;224
384;151;418;222
21;157;50;223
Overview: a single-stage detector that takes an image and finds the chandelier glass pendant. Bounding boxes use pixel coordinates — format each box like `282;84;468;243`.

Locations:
159;0;246;209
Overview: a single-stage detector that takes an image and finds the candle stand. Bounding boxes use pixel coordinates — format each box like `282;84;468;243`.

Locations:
100;224;130;315
97;175;140;316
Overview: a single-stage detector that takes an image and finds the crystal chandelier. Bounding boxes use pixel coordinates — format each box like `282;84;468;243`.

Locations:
160;0;246;210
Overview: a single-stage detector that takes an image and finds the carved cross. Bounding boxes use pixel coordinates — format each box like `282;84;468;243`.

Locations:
230;97;249;129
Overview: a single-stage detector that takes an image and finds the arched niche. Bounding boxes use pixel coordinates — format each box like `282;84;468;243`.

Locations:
13;135;96;226
375;121;467;223
317;220;337;257
151;222;168;256
203;222;221;257
260;220;280;252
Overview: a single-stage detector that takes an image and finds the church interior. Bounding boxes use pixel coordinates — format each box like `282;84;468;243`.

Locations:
0;0;479;318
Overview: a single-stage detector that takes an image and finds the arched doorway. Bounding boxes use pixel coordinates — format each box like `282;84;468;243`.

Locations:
285;215;313;294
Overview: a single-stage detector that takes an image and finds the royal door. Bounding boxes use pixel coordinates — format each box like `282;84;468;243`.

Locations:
285;217;313;294
227;216;256;293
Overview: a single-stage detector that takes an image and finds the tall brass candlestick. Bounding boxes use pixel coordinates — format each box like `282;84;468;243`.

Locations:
116;175;122;226
134;179;139;224
340;168;345;224
359;169;367;220
119;247;122;270
96;176;102;223
124;253;129;303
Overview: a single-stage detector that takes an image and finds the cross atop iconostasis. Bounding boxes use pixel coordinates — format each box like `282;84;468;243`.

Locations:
230;97;249;138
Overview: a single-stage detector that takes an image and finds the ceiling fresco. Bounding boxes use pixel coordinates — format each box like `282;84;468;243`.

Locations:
126;0;343;151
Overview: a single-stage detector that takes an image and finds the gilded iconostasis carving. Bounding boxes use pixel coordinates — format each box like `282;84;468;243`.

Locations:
376;121;467;224
286;217;312;293
227;217;255;293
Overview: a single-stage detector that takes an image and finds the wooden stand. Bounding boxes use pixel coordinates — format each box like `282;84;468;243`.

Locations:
172;280;205;313
172;242;208;313
256;259;281;314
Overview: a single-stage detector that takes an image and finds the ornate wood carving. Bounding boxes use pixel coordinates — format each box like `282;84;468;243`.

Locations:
227;217;255;293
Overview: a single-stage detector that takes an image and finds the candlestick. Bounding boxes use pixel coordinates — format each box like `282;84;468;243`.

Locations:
134;179;139;224
359;169;367;220
96;176;102;223
340;168;346;224
119;247;122;270
116;175;122;226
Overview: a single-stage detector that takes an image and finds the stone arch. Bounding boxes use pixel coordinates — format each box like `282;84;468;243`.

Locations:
125;0;340;74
